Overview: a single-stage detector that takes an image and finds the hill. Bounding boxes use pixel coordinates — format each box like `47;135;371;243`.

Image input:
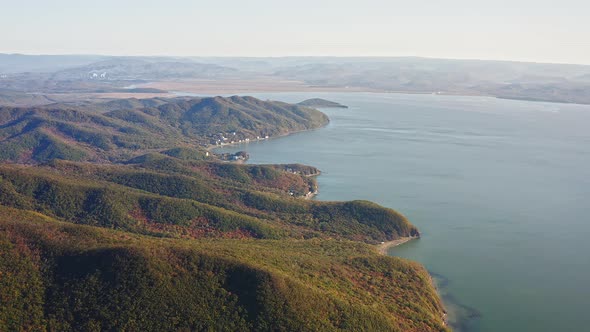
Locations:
0;96;446;330
0;206;446;331
0;159;418;243
0;158;444;331
0;96;329;163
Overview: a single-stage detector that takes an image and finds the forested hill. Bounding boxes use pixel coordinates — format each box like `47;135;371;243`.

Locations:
0;206;446;331
0;95;448;331
0;95;328;163
0;158;445;331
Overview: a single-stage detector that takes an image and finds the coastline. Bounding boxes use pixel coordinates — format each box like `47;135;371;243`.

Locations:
377;236;449;327
376;236;418;255
211;111;451;329
209;105;450;329
377;237;450;328
207;121;330;152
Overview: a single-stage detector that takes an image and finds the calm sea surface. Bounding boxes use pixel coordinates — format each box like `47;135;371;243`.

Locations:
210;92;590;332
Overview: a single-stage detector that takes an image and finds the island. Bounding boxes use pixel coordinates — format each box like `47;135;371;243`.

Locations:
297;98;349;108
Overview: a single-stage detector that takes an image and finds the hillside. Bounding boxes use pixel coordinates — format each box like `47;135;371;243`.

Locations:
0;96;446;331
0;206;446;331
0;96;329;163
0;160;418;243
0;159;444;331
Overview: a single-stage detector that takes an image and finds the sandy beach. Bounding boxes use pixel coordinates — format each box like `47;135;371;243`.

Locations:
376;236;418;255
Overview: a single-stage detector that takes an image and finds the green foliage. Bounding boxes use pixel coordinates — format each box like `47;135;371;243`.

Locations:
0;232;45;331
0;165;287;239
0;209;448;331
310;201;419;242
242;191;308;214
214;163;253;183
161;147;209;160
32;135;87;162
0;96;329;163
0;162;418;242
0;177;32;209
0;129;87;163
0;94;446;331
55;122;113;150
108;170;222;204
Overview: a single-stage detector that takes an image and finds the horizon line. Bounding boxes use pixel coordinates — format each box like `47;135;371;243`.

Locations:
1;52;589;67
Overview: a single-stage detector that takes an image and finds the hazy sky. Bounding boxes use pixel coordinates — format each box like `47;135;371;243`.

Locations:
2;0;589;64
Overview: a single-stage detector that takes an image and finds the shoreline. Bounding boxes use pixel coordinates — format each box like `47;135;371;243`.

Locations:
303;190;318;200
207;96;459;330
378;237;449;327
207;121;330;152
376;236;418;255
210;109;450;328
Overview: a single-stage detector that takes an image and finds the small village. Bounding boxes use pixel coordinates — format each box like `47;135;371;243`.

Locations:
208;131;270;146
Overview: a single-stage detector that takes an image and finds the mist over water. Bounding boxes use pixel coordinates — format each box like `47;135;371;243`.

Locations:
214;92;590;332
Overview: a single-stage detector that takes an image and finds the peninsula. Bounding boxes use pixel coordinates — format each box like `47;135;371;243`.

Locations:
0;96;447;331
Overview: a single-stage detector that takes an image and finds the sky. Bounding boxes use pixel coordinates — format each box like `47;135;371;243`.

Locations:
2;0;589;64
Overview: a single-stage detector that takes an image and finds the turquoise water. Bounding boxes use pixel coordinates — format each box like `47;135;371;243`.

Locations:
212;92;590;332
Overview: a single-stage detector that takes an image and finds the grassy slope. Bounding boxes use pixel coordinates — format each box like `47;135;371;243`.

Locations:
0;206;447;331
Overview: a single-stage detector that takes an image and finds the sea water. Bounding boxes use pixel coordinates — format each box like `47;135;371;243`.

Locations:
212;91;590;332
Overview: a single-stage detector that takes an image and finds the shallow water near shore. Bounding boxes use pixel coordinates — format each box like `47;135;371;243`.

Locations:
212;92;590;332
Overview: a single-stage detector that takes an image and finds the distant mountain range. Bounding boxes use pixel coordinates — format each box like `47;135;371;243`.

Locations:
0;54;107;73
1;54;590;105
50;58;237;80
